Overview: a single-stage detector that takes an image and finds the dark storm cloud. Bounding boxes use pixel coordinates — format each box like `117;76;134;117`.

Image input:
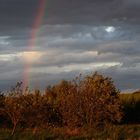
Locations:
0;0;38;31
0;0;140;42
0;0;140;91
46;0;140;25
0;0;140;31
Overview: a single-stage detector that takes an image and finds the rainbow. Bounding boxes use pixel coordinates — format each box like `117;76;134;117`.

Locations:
23;0;46;91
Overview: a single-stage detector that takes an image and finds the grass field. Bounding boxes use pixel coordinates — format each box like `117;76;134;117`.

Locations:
0;124;140;140
120;92;140;124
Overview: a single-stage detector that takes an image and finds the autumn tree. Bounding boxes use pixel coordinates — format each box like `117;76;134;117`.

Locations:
22;89;60;133
56;80;83;127
1;82;26;135
0;92;7;127
79;72;123;128
22;90;45;133
58;72;123;129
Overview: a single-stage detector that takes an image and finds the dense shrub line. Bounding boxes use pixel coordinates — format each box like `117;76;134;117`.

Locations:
0;72;139;135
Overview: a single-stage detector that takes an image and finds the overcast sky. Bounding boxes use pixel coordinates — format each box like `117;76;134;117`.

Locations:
0;0;140;92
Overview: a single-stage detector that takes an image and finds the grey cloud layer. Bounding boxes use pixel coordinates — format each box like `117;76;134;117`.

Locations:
0;0;140;91
0;0;140;31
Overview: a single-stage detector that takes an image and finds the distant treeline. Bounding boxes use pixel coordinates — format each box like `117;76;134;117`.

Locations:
0;72;140;135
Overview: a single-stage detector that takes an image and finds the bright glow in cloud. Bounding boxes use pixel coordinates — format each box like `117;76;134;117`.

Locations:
105;26;115;33
21;51;43;62
0;54;16;61
0;51;44;62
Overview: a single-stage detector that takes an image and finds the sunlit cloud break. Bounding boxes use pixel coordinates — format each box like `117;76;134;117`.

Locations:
29;62;122;74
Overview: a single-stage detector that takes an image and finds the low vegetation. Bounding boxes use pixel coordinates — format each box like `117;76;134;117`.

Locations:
120;92;140;124
0;72;140;139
